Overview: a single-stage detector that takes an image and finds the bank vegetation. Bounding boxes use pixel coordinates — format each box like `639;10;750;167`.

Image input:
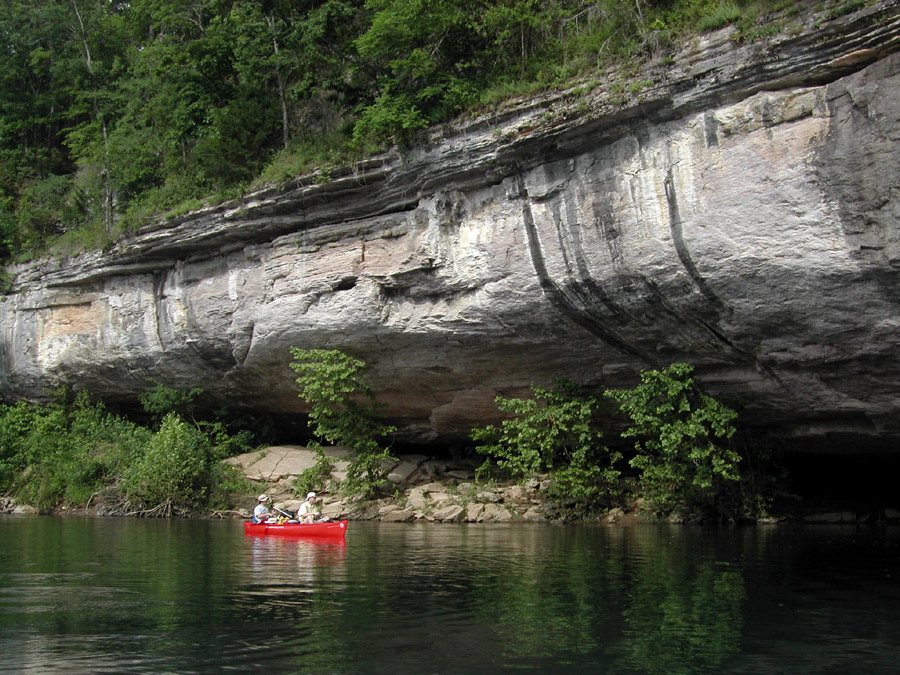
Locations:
1;351;783;523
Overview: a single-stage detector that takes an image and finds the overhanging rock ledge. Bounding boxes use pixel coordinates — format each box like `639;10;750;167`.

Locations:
2;3;900;453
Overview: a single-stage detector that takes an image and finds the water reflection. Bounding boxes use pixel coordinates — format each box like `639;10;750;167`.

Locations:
245;535;347;582
623;557;743;673
3;517;900;673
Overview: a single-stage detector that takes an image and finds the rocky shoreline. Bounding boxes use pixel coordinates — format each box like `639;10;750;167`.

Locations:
225;445;562;524
4;444;900;526
223;446;900;527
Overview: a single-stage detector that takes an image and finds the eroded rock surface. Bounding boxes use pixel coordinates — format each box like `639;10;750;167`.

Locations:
2;4;900;451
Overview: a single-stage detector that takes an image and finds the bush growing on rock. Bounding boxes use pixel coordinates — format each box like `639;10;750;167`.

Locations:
472;383;623;518
605;362;740;519
472;365;745;521
290;348;396;498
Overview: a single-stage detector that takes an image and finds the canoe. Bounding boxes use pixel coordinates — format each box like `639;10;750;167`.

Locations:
243;519;348;539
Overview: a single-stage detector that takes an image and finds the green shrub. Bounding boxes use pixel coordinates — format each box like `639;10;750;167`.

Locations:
0;393;150;511
0;388;257;515
122;413;214;514
825;0;867;21
290;348;396;498
696;3;743;32
139;382;204;425
207;461;254;511
473;383;622;517
605;363;740;519
546;445;623;519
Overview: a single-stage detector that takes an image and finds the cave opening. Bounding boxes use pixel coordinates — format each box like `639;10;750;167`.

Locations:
779;451;900;513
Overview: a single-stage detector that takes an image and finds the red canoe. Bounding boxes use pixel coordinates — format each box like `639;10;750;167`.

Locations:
243;519;348;538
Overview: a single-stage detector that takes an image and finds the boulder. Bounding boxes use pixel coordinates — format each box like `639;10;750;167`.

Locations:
387;461;420;484
12;504;38;515
503;486;528;504
382;508;416;522
480;504;513;523
432;504;465;522
522;506;546;522
466;503;486;522
406;488;430;511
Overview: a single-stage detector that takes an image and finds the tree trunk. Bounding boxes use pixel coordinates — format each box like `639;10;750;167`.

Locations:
266;14;290;151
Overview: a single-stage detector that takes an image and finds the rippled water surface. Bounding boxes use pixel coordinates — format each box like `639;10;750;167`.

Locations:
2;516;900;673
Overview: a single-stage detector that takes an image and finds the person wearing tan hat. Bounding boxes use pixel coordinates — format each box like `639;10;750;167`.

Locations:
296;492;321;524
252;494;274;523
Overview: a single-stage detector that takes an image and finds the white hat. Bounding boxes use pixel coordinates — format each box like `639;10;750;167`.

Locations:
307;492;316;499
258;494;269;502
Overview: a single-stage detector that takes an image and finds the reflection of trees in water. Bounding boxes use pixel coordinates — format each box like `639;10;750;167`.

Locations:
469;526;745;671
469;527;631;661
473;548;601;658
623;555;744;673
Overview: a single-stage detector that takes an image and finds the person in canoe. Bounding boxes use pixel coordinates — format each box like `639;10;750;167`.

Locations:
296;492;322;523
252;494;275;523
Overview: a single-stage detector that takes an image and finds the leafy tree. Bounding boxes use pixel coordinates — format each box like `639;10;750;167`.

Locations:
605;362;740;519
0;389;251;515
139;381;204;425
352;0;488;147
0;392;151;510
290;347;396;498
473;383;622;518
0;0;813;259
122;412;215;514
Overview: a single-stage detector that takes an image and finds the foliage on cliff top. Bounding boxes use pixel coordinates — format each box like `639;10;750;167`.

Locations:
0;0;857;262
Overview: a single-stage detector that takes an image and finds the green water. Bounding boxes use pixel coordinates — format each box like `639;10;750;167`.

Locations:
1;515;899;673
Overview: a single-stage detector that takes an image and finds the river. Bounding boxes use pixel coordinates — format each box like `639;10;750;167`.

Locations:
1;515;899;673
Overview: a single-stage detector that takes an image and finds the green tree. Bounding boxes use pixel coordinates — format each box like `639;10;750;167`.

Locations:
122;412;215;515
473;383;622;518
0;0;80;253
0;0;807;260
0;392;150;510
139;381;204;425
0;389;251;515
290;347;396;498
605;362;740;519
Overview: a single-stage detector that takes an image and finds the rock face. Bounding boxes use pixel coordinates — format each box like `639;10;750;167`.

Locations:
2;4;900;452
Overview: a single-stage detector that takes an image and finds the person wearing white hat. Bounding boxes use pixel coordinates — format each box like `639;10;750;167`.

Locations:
296;492;321;524
252;494;274;523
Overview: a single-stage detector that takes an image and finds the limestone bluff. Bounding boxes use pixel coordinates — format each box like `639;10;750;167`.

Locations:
2;2;899;453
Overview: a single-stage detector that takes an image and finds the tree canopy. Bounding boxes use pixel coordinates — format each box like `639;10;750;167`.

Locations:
0;0;802;261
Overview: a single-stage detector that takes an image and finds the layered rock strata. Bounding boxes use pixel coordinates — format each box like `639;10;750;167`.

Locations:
2;3;900;451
